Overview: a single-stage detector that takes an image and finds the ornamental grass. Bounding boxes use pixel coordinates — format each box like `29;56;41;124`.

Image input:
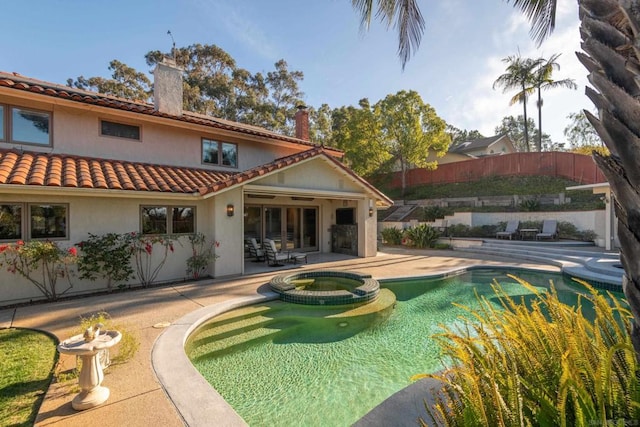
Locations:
416;277;640;427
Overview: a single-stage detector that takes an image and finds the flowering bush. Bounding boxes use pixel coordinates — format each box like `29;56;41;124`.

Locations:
186;233;219;280
123;233;176;287
0;240;77;300
76;233;134;291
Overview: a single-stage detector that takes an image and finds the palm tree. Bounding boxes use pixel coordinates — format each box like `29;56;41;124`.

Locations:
531;54;577;151
492;54;539;152
353;0;640;360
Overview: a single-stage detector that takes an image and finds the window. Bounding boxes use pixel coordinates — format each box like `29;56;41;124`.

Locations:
30;204;67;239
141;206;195;235
100;120;141;140
0;203;68;240
202;138;237;167
1;106;52;146
0;204;22;240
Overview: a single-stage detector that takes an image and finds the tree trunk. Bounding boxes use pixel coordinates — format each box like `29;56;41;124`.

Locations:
578;0;640;361
537;86;542;152
522;81;530;152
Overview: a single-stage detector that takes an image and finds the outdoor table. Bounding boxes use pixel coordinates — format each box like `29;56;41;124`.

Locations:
520;228;539;240
57;329;122;410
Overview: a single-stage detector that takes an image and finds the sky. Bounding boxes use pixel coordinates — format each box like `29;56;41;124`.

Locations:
2;0;590;144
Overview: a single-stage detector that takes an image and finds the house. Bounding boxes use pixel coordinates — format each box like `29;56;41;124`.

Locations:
0;61;392;304
448;134;517;158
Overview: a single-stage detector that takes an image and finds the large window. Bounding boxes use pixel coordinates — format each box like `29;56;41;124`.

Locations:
0;203;68;241
141;206;195;235
30;204;67;238
0;105;52;146
100;120;141;140
202;138;237;168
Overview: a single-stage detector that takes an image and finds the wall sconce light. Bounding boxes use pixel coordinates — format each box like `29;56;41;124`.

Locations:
369;207;374;217
226;204;235;217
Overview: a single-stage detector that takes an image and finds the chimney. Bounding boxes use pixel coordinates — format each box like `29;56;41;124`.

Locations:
153;58;183;116
295;105;310;141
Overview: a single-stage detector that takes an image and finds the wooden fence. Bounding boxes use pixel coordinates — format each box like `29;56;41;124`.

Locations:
384;152;606;189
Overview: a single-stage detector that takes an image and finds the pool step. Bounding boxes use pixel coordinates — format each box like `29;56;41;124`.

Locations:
199;305;273;329
189;325;284;360
190;314;276;347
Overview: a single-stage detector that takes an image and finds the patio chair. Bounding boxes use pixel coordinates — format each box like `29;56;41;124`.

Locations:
536;220;558;240
264;239;289;266
248;238;265;262
496;220;519;240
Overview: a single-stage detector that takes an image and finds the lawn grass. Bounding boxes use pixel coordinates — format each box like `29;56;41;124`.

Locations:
0;328;58;427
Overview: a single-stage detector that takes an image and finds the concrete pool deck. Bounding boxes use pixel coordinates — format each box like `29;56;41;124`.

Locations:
0;246;615;426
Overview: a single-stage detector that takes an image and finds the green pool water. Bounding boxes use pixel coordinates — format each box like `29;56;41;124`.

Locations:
188;269;610;427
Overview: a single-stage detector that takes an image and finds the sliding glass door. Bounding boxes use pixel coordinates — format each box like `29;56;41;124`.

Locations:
244;205;318;252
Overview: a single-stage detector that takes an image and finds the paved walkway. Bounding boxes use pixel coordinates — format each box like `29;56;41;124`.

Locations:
0;247;584;426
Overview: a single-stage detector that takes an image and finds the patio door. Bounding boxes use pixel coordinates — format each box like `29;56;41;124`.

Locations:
244;205;318;252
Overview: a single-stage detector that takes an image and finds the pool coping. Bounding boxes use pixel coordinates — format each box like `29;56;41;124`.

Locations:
151;263;616;426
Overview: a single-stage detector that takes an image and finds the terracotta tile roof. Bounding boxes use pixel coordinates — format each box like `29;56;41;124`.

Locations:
0;149;235;194
0;71;343;155
0;147;392;205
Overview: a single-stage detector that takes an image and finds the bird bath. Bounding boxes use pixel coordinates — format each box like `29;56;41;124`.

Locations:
57;328;122;410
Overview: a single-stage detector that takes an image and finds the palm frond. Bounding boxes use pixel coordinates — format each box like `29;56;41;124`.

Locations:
352;0;424;69
506;0;558;45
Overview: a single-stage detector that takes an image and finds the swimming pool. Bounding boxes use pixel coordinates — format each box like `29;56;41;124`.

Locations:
187;269;609;426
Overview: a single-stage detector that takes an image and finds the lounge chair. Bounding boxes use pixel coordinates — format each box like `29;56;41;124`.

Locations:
264;239;289;266
536;220;558;240
496;220;519;240
248;238;265;262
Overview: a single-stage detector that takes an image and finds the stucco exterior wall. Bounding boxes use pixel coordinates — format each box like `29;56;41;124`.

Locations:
0;192;215;304
0;95;300;171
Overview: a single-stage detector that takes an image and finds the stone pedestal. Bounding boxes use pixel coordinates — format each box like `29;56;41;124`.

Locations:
57;330;122;410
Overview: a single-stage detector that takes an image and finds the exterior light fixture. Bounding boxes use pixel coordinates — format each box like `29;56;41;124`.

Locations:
226;204;235;217
369;207;374;217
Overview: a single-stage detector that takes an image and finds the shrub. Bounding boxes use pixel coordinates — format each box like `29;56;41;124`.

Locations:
403;224;439;249
186;232;219;280
381;227;403;245
519;198;540;211
420;206;454;222
417;278;639;426
123;233;177;287
0;240;77;300
76;233;134;291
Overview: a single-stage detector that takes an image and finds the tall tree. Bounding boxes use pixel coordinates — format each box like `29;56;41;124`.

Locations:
531;53;577;151
493;54;539;152
331;99;391;176
563;111;602;149
376;90;450;195
67;60;151;102
494;115;550;152
308;104;333;146
446;125;485;147
356;0;640;360
264;60;305;135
